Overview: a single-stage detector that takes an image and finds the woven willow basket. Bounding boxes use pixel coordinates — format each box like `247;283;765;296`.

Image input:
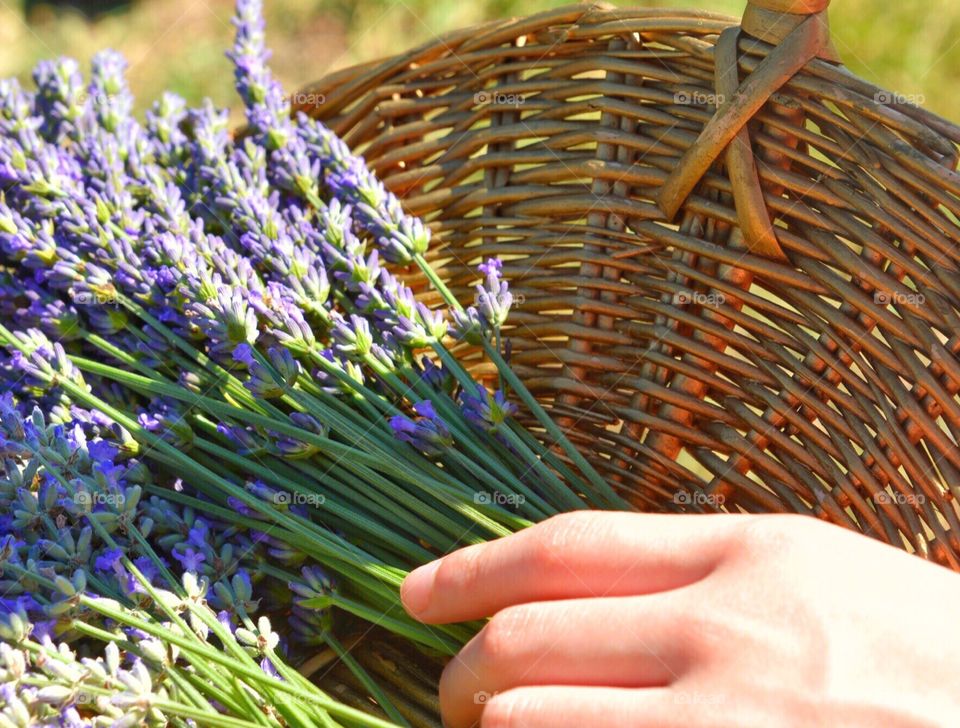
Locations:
298;1;960;570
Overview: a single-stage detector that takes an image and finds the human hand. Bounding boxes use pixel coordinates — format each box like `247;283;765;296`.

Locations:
401;512;960;727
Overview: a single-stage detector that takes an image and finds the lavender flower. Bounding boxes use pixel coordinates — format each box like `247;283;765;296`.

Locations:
0;79;34;136
172;547;206;572
145;92;188;171
88;50;134;136
450;258;514;342
475;257;513;329
450;305;486;344
0;399;278;637
417;355;450;391
389;400;453;456
32;58;88;142
460;385;519;433
301;120;431;263
244;345;300;399
330;312;374;358
229;0;290;147
188;285;259;355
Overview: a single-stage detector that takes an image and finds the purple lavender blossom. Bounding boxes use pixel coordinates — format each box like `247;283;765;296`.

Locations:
460;385;519;433
245;346;300;398
32;57;89;142
89;50;134;135
173;547;206;572
389;400;453;455
475;257;513;329
229;0;290;146
217;422;267;456
189;286;260;355
450;259;513;341
330;312;373;359
417;355;449;391
450;305;486;344
94;547;123;573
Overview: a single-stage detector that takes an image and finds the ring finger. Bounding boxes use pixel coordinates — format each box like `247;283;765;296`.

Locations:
440;593;694;728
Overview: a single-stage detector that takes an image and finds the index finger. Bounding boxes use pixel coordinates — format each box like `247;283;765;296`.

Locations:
400;511;742;623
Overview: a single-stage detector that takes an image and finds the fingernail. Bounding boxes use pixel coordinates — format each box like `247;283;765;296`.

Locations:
401;559;440;618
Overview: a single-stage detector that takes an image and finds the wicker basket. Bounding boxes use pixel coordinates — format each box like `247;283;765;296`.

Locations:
299;0;960;570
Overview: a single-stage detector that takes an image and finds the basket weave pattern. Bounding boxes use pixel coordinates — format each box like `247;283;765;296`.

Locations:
300;2;960;568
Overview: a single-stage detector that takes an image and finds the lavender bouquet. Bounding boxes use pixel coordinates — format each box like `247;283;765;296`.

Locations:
0;0;627;723
0;398;407;726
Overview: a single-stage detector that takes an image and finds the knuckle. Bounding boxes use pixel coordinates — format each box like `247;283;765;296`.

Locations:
524;531;563;574
479;606;534;664
735;514;812;553
526;511;597;568
668;593;737;659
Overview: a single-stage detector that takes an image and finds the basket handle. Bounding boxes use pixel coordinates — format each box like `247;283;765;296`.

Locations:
740;0;839;61
656;0;836;259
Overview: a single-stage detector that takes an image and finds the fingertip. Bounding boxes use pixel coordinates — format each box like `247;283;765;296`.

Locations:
401;558;441;619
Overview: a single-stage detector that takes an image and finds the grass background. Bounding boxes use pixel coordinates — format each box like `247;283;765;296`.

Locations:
0;0;958;121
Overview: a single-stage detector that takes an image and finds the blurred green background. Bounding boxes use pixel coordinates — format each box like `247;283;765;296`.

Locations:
1;0;958;120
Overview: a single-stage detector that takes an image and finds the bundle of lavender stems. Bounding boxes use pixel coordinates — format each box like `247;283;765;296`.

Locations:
0;0;626;724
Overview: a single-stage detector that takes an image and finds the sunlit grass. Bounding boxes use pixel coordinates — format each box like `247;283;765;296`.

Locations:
1;0;957;120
